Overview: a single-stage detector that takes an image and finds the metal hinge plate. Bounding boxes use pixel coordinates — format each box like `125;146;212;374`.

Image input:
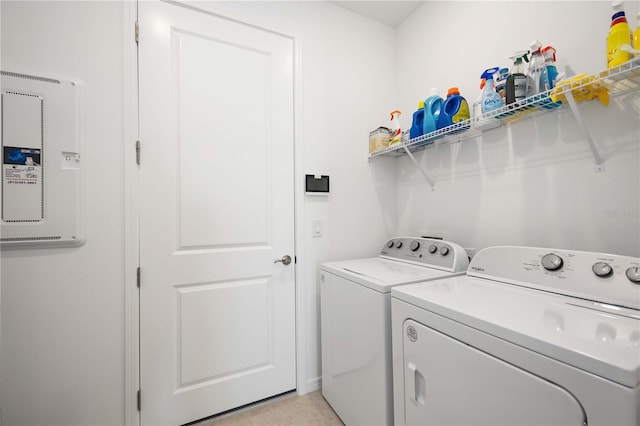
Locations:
137;267;141;288
135;21;139;44
136;140;140;165
137;389;141;411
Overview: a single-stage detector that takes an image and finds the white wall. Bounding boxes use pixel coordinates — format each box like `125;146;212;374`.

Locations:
394;1;640;257
0;1;126;425
210;0;398;391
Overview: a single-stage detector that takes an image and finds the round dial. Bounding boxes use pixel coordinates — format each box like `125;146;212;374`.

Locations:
428;244;438;254
592;262;613;277
410;241;420;252
386;240;394;248
439;246;449;256
626;267;640;284
541;253;563;271
395;240;403;248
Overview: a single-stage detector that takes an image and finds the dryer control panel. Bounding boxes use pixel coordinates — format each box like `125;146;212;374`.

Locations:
468;246;640;310
379;237;469;273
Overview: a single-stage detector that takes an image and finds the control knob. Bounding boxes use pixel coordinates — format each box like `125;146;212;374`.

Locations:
626;267;640;284
428;244;438;254
395;240;403;248
439;246;449;256
592;262;613;278
410;241;420;252
541;253;563;271
386;240;394;248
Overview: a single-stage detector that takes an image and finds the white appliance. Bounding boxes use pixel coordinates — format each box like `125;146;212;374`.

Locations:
320;237;469;425
392;246;640;426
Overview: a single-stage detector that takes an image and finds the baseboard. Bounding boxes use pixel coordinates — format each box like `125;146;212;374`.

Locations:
298;376;321;395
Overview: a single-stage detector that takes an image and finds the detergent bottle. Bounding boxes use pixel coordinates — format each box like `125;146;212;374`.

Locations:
506;51;529;105
437;87;470;133
480;67;504;115
607;0;633;67
423;88;443;135
409;101;425;139
389;110;402;145
527;40;546;97
541;46;559;90
635;3;640;53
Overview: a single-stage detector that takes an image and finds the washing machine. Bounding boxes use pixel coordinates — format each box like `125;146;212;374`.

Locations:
391;246;640;426
320;237;469;425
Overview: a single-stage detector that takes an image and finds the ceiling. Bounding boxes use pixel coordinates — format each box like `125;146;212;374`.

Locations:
328;1;425;27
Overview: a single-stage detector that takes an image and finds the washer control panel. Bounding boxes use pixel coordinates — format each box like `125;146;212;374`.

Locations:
380;237;469;272
468;246;640;310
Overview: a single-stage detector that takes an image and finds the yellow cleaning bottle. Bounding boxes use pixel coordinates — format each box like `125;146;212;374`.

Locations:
607;0;633;67
634;4;640;54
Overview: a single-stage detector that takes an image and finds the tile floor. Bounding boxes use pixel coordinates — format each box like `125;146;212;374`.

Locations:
199;391;344;426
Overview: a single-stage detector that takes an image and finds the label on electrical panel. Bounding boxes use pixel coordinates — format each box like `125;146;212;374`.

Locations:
3;146;42;184
2;146;43;222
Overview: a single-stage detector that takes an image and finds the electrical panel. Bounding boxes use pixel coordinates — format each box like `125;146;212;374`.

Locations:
1;71;84;248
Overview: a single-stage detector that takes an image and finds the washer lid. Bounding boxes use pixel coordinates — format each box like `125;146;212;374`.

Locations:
392;276;640;388
321;258;458;293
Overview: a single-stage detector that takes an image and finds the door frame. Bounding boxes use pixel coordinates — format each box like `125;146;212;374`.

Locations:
123;1;307;425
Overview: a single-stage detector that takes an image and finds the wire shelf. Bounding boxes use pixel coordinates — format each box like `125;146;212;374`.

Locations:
369;57;640;159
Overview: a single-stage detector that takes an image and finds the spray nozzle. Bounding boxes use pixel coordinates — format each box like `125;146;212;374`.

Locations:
541;46;557;62
481;67;500;81
530;40;543;53
510;50;530;64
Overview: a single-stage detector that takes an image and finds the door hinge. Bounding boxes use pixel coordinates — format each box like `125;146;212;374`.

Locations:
135;140;140;165
135;21;139;44
137;389;141;411
136;267;141;288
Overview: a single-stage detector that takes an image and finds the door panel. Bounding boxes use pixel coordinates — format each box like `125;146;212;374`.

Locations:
402;319;585;426
176;29;271;248
138;2;295;424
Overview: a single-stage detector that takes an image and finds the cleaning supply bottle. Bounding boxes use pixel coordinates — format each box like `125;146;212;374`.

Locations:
607;0;633;67
495;67;509;101
541;46;559;90
438;87;470;133
527;40;546;97
506;51;529;106
480;67;504;115
423;88;443;135
634;3;640;53
409;101;425;139
389;110;402;145
472;79;485;123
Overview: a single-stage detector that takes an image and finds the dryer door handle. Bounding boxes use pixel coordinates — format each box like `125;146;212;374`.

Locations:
408;362;418;402
407;362;425;405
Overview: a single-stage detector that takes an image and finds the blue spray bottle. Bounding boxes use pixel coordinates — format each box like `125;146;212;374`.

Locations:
541;46;558;90
480;67;504;116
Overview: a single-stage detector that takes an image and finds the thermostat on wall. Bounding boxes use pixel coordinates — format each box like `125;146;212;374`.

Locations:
305;174;329;195
1;71;84;248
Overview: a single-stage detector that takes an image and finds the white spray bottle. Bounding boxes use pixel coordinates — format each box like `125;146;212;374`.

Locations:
389;110;402;145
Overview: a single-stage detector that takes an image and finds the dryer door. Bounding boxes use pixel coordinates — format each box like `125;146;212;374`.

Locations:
402;319;586;426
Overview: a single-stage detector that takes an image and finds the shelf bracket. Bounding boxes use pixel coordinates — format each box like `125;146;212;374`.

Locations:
564;90;606;172
402;144;435;189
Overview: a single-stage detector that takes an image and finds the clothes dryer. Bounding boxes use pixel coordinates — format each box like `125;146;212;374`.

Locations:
320;237;469;425
392;246;640;426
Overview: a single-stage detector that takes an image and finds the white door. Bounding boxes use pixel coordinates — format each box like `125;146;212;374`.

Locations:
138;1;296;424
